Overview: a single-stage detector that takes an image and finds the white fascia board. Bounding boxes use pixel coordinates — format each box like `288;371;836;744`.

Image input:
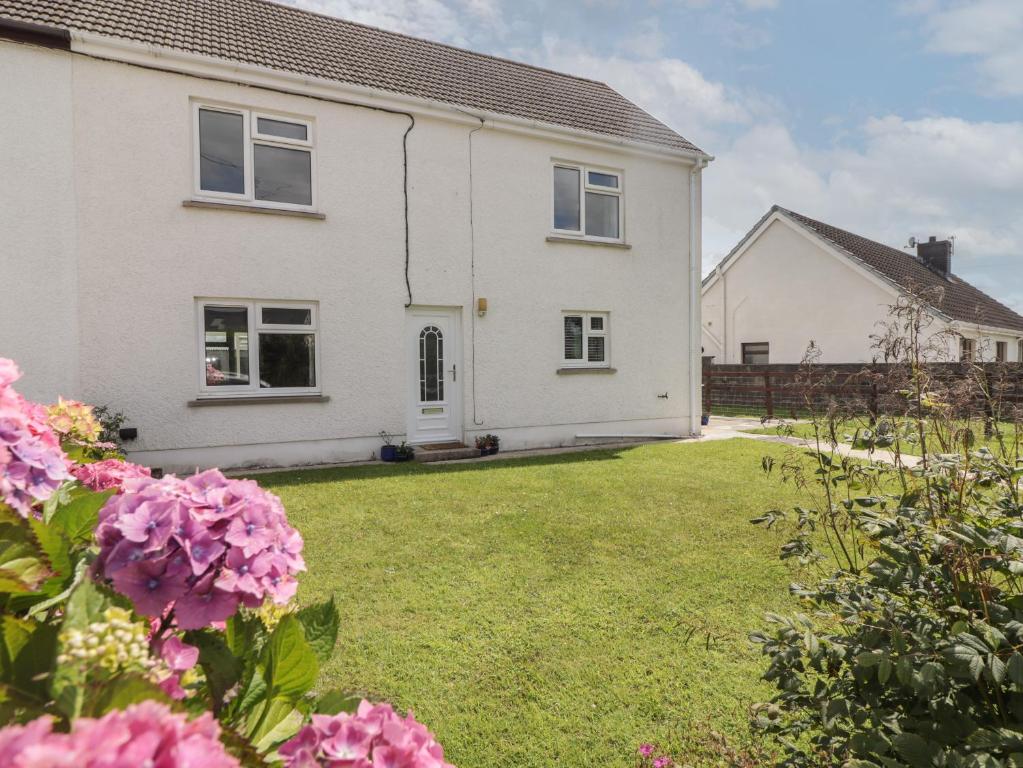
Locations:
70;31;713;166
948;320;1023;339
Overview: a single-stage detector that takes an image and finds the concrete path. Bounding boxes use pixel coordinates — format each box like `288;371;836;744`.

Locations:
695;416;923;467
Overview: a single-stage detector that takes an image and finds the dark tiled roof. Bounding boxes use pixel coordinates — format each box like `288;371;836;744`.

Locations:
0;0;702;154
777;206;1023;333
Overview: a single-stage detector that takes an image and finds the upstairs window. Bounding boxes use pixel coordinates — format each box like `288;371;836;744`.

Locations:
996;341;1008;362
199;299;319;396
553;163;623;241
960;337;975;362
194;104;315;209
742;342;769;365
563;312;610;367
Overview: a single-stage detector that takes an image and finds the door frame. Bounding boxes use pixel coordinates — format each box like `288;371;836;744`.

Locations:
405;305;464;445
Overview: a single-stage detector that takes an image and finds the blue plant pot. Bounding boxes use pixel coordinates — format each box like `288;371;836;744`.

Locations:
380;445;398;462
701;414;710;426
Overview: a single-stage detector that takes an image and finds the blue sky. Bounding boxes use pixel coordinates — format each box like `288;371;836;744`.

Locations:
287;0;1023;310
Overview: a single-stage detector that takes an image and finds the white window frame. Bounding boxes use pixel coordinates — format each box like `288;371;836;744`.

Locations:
192;102;317;212
562;311;610;368
1018;339;1023;363
551;162;625;243
196;298;321;398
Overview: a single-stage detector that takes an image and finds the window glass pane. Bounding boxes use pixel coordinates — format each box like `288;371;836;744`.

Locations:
256;117;308;141
198;109;245;194
259;334;316;388
587;171;618;188
254;144;312;205
590;316;604;331
585;192;619;238
262;307;312;326
742;343;769;365
553;167;580;231
564;316;583;360
419;326;444;402
587;336;605;363
204;306;250;386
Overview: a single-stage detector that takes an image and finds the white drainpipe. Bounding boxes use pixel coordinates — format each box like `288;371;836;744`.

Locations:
688;157;708;435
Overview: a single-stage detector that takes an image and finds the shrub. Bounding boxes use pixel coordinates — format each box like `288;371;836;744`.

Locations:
749;294;1023;767
0;356;450;764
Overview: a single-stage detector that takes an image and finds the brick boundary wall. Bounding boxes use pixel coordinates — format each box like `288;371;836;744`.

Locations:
702;359;1023;420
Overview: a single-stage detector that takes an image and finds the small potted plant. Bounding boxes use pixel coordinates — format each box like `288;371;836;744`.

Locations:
379;430;398;462
394;441;415;462
474;435;501;456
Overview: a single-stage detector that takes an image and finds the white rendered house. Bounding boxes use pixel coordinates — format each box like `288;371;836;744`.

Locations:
702;207;1023;365
0;0;711;470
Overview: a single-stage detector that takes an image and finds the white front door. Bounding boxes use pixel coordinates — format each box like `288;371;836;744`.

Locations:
406;307;462;444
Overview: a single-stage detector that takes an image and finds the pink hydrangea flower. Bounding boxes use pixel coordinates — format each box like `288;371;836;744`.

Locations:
0;358;71;517
95;468;305;629
72;459;151;492
279;700;454;768
638;743;655;757
0;701;238;767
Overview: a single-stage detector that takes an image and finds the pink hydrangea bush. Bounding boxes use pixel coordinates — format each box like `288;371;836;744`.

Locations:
72;458;152;492
0;358;71;517
279;700;454;768
94;468;305;629
0;701;239;768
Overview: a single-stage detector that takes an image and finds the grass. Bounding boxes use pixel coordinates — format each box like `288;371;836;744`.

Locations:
256;440;806;767
743;418;1023;457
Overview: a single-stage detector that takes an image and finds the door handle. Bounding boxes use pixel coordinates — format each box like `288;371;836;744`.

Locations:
449;364;457;382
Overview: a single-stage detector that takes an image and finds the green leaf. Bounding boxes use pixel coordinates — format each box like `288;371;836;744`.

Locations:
248;697;305;751
893;732;939;768
0;520;52;593
49;489;113;544
315;688;362;715
878;656;893;685
235;664;270;718
186;629;243;710
296;598;340;664
51;578;110;718
85;674;171;717
263;615;318;701
1008;652;1023;687
0;614;57;697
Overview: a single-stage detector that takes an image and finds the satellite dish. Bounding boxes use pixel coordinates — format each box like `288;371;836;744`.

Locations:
908;236;916;248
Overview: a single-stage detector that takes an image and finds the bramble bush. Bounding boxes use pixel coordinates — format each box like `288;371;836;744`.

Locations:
750;292;1023;767
0;357;452;766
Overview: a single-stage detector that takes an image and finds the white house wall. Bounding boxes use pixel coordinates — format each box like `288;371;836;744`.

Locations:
0;42;696;470
0;41;79;402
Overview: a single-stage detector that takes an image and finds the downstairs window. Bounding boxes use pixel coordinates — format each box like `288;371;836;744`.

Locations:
198;299;319;396
563;312;610;367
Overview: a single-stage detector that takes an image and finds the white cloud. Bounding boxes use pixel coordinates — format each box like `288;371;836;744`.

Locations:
915;0;1023;96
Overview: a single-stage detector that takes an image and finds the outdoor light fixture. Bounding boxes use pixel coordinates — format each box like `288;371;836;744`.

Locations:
477;297;488;317
119;427;138;441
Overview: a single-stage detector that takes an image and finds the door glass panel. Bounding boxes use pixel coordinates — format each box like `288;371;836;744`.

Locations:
419;326;444;402
259;333;316;388
204;305;249;386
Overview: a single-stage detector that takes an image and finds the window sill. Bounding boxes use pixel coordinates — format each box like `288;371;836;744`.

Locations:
188;395;330;407
546;236;631;250
183;199;326;219
556;367;617;375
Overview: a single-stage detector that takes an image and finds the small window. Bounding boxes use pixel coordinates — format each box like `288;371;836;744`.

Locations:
552;163;623;241
742;342;769;365
563;312;609;367
996;341;1007;362
199;299;319;396
960;337;975;362
194;104;315;210
1018;340;1023;363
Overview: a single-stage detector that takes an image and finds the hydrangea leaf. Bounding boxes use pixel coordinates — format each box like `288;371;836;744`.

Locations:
296;598;339;664
0;520;52;593
49;488;114;545
263;615;318;701
315;688;362;715
51;578;110;719
185;629;243;711
249;696;305;752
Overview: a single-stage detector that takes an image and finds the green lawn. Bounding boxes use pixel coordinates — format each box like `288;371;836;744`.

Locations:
744;419;1023;457
256;440;803;767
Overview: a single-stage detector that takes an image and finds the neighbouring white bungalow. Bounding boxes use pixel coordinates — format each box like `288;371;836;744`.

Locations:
702;206;1023;365
0;0;711;471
